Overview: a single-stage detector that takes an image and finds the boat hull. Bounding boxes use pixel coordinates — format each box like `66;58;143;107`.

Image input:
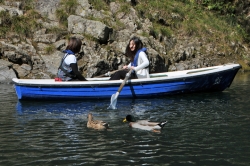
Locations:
13;64;241;100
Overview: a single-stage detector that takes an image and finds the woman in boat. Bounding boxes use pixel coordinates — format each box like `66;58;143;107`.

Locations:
109;36;150;80
57;37;87;81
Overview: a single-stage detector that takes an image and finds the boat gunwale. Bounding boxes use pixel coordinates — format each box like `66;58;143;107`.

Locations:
12;64;241;87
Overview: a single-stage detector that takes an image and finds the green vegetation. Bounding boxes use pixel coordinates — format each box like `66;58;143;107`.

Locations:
0;0;42;38
45;44;56;54
0;0;248;45
95;0;249;63
90;0;110;11
0;9;42;38
193;0;236;14
47;26;66;35
55;9;68;27
56;0;78;27
90;0;247;44
82;33;99;42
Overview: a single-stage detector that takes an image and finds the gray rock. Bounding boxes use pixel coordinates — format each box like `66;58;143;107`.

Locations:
0;59;16;82
0;0;248;81
13;64;31;78
41;51;63;76
68;15;111;43
33;34;58;44
0;5;23;16
35;0;60;21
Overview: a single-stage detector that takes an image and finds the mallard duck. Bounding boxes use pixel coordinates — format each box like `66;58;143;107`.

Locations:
87;113;109;130
123;115;167;132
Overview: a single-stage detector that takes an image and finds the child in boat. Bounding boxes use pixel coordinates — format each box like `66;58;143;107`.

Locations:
57;37;87;81
109;36;150;80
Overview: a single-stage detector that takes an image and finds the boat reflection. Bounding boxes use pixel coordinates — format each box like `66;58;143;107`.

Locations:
16;100;110;115
15;97;175;119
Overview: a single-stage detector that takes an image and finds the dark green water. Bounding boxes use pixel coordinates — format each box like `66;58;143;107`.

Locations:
0;72;250;166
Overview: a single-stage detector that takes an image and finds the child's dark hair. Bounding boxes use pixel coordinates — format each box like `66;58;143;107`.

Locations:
66;37;82;53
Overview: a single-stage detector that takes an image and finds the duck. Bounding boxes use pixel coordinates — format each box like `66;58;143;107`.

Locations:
123;115;167;132
87;113;109;130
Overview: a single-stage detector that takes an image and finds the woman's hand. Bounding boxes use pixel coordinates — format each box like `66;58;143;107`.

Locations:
130;66;135;70
123;65;128;69
123;65;135;70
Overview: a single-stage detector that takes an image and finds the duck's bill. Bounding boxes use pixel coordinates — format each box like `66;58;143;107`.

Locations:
123;118;127;122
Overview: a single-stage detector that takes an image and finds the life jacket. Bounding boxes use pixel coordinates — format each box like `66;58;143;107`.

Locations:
131;47;147;67
57;50;76;80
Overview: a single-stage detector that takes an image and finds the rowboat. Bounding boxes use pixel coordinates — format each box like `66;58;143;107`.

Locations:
12;63;241;100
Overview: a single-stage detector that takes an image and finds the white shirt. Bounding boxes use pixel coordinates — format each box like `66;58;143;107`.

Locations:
57;53;77;81
128;51;150;79
64;54;76;65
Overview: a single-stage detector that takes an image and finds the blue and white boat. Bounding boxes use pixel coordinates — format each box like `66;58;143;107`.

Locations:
12;63;241;100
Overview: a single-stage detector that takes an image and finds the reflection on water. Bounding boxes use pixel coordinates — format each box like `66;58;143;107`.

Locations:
0;72;250;165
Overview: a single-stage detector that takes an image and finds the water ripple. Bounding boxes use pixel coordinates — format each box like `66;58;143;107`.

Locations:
0;73;250;165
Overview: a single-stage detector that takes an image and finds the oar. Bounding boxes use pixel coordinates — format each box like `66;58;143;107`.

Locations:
108;69;133;109
94;69;122;78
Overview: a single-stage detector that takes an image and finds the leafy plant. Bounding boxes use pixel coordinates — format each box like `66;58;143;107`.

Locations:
90;0;109;11
0;10;11;27
60;0;78;15
0;9;42;38
55;0;79;27
45;44;56;54
55;9;68;27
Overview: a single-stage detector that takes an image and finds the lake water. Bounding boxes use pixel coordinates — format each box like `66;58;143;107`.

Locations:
0;72;250;166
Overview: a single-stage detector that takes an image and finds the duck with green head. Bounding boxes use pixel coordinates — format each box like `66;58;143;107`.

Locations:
123;115;167;132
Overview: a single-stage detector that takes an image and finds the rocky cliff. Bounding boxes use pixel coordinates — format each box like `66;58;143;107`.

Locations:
0;0;249;82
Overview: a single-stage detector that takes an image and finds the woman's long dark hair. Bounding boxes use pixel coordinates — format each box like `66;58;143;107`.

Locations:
125;36;143;62
66;37;82;53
